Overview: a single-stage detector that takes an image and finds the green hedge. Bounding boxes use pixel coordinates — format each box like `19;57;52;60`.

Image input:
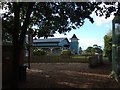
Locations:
33;48;46;56
61;50;73;56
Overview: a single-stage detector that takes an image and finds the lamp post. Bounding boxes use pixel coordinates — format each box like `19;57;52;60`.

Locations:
112;14;120;82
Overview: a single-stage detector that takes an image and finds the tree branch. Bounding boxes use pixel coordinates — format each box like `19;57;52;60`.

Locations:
19;2;35;48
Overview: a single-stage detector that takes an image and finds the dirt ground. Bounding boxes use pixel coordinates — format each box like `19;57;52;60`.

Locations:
18;62;120;88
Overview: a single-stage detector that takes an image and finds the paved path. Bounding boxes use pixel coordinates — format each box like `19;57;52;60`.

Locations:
18;62;119;88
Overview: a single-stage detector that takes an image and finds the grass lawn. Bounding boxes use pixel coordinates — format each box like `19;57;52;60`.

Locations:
72;55;89;59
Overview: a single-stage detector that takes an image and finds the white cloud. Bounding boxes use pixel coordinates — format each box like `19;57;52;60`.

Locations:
94;14;114;26
79;38;104;50
53;32;67;38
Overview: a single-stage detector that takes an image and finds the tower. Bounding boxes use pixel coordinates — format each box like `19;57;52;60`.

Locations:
70;34;79;54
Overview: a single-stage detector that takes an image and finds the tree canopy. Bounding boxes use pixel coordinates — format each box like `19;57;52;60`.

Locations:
2;2;120;40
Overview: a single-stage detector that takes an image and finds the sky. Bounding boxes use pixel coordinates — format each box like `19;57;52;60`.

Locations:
53;11;114;50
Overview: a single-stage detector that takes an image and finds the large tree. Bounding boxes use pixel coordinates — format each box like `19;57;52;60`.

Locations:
2;2;120;88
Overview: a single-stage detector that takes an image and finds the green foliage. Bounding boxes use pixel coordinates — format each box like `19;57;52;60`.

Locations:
104;29;120;62
2;2;120;41
85;46;93;53
85;44;103;54
61;50;73;56
104;31;112;61
33;48;46;56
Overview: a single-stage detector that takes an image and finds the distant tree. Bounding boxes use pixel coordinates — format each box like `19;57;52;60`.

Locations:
85;46;93;54
79;47;82;54
33;48;47;56
86;44;102;54
92;44;103;54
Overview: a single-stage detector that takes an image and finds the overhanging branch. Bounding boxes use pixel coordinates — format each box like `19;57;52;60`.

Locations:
19;2;35;48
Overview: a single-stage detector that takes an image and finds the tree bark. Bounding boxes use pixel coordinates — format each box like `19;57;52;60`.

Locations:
12;2;20;88
11;2;35;88
18;2;35;69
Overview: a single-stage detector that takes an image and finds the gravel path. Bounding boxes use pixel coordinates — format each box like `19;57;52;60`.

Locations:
18;62;119;88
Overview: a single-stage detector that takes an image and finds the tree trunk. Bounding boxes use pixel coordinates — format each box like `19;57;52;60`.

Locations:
28;49;30;69
11;3;20;88
11;2;35;88
19;40;25;65
18;2;35;69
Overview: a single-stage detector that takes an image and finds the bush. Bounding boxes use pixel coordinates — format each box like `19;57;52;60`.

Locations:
61;50;73;56
33;48;46;56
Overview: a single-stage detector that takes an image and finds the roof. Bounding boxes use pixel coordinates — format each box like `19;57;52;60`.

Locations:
33;38;69;43
70;34;79;40
33;38;70;47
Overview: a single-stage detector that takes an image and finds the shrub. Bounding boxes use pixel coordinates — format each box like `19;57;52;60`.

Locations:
61;50;73;56
33;48;46;56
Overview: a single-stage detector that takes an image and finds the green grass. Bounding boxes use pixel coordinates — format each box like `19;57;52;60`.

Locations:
72;55;89;59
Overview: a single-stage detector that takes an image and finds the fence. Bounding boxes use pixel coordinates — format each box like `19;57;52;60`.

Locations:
25;55;90;63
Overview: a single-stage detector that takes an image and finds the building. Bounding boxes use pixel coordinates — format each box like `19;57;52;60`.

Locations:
70;34;79;54
33;38;70;55
26;34;79;55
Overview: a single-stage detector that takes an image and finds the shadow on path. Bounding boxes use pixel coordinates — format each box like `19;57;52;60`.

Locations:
18;62;119;88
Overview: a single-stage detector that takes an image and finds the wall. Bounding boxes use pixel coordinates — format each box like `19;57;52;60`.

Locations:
59;38;69;47
70;41;79;54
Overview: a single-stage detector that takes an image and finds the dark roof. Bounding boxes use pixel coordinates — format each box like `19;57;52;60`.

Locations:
70;34;79;40
33;38;69;43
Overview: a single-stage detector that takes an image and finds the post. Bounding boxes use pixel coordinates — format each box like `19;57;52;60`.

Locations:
112;14;120;82
112;20;117;73
28;29;33;69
